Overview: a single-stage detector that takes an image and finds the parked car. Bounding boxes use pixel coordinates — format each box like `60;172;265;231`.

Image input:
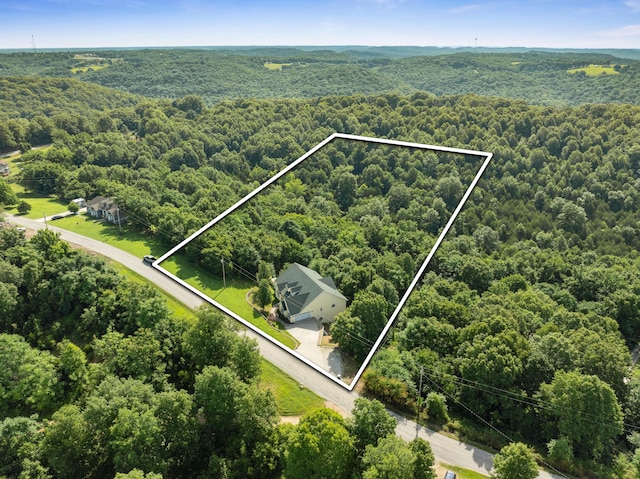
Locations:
444;471;456;479
51;215;64;220
143;255;157;264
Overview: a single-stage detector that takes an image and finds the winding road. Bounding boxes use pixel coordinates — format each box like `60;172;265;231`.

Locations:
6;213;564;479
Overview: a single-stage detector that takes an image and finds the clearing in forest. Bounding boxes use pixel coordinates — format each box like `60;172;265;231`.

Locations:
153;132;492;390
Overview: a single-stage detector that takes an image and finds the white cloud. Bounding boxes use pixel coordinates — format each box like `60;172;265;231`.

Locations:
598;24;640;37
448;3;485;14
625;1;640;12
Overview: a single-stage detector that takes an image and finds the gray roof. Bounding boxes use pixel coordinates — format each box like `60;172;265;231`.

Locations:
275;263;346;316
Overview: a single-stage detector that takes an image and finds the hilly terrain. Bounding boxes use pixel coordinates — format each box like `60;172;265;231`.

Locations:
1;47;640;479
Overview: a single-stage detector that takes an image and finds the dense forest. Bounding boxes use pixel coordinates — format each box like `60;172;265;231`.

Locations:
2;48;640;478
0;48;639;108
0;228;435;478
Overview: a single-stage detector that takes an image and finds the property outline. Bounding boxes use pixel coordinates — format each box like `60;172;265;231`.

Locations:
153;132;493;391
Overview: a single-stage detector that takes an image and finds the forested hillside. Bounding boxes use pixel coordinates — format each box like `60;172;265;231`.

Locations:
1;46;640;478
1;48;639;106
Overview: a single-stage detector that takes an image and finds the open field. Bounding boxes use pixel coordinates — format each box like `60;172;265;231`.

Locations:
264;62;293;70
71;64;108;73
6;183;70;219
567;64;621;76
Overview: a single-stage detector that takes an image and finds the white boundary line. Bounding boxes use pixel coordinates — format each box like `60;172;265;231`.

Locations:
152;133;493;390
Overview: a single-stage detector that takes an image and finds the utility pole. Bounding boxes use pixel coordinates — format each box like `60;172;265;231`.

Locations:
415;366;424;438
31;35;37;54
221;257;226;288
43;212;48;229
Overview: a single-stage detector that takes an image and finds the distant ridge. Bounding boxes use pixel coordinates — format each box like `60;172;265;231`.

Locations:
1;45;640;60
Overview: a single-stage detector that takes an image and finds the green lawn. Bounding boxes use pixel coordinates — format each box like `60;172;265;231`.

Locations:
440;465;489;479
6;183;70;219
260;359;325;416
53;213;164;257
161;255;297;348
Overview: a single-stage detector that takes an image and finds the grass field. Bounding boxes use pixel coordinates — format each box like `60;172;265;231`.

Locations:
567;64;621;76
264;62;292;70
5;183;70;219
260;359;325;415
71;64;108;74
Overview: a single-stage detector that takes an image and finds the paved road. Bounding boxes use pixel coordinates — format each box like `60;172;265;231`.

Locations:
7;213;564;479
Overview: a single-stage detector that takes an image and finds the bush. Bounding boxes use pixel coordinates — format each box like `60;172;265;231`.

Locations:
17;200;31;215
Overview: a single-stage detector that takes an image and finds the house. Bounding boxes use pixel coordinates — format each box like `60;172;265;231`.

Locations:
274;263;347;324
86;196;126;224
0;161;9;176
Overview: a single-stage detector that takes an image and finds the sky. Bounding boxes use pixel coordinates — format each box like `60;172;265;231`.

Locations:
1;0;639;50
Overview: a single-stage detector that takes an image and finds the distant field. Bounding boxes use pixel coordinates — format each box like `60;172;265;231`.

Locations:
567;64;621;76
71;64;108;74
264;62;292;70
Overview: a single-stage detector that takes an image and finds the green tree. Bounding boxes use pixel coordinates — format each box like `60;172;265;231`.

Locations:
284;408;355;479
184;306;238;372
255;278;273;309
491;442;538;479
40;405;94;479
67;200;79;213
0;334;59;416
0;416;41;478
348;397;397;456
0;181;18;205
537;370;623;459
410;437;436;479
17;200;31;215
361;434;414;479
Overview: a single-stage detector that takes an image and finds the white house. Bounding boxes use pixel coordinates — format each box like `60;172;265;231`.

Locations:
274;263;347;324
86;196;126;224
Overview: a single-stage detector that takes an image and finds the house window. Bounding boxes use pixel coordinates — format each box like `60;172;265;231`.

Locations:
320;307;323;312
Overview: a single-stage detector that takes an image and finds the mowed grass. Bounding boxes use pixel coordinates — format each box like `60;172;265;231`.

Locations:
567;64;621;76
440;465;489;479
6;183;70;219
161;255;297;349
260;359;325;416
52;213;163;257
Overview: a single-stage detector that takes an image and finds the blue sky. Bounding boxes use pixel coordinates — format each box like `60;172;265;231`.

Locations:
1;0;639;49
